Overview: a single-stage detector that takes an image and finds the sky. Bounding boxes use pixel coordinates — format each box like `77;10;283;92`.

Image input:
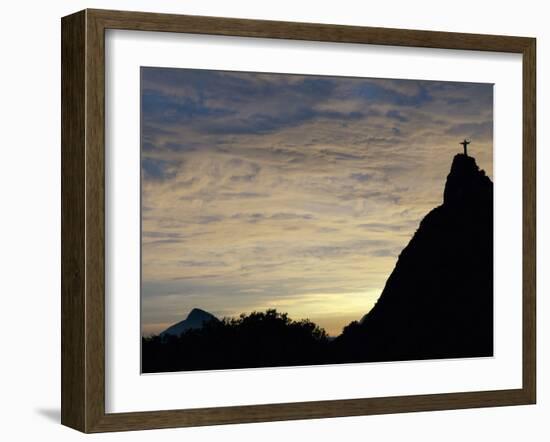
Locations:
140;67;493;337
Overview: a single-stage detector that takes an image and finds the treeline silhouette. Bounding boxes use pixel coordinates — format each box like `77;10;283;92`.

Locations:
142;153;494;373
142;309;331;372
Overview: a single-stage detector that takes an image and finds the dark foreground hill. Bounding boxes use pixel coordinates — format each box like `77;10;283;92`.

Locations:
142;153;493;372
334;153;493;362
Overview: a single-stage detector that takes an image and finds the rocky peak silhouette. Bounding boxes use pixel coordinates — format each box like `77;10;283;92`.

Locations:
443;154;492;206
336;154;494;362
187;308;216;322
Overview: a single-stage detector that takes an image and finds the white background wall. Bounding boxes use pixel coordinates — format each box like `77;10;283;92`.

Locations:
0;0;547;440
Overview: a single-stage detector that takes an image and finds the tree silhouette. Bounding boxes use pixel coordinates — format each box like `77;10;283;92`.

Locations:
142;309;330;372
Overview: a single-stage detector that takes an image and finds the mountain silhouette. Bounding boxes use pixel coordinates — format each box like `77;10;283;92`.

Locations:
335;153;493;362
160;308;219;338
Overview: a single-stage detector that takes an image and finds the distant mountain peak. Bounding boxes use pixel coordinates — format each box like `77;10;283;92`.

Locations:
187;308;214;321
160;308;218;337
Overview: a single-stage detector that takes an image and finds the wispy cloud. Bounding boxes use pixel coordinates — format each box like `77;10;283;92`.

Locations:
140;67;493;336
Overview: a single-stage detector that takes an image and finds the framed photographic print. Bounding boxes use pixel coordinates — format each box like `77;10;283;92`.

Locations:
61;9;536;433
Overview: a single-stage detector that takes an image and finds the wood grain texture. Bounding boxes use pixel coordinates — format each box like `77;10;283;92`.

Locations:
84;10;107;433
90;389;531;433
61;10;86;432
89;8;532;52
60;8;537;433
522;38;536;403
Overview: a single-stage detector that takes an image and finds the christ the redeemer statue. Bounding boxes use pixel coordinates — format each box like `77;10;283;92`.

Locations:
460;139;471;156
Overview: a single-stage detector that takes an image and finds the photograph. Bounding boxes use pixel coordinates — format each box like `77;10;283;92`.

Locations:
140;67;494;373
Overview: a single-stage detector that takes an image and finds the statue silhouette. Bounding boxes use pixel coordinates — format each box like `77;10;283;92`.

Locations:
460;139;471;156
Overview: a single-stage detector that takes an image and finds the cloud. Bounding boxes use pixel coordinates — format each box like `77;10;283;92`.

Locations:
386;110;409;122
445;121;493;140
141;158;178;181
142;89;232;125
353;80;432;106
350;172;372;182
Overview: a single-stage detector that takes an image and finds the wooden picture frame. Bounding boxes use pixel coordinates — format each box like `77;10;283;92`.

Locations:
61;8;536;433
